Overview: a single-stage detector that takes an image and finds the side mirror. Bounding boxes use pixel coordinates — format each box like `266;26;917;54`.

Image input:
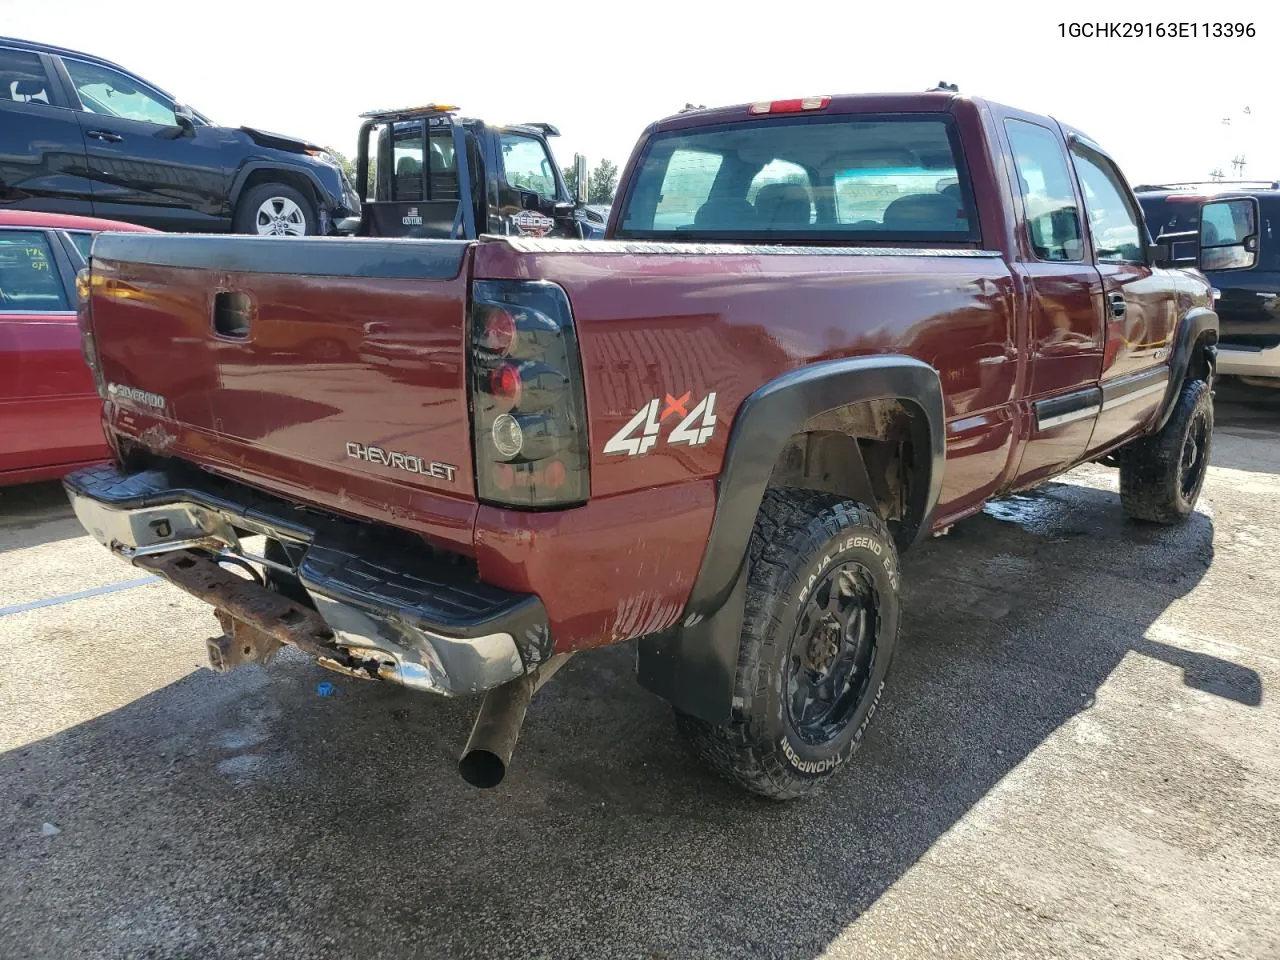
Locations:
573;153;588;205
160;105;197;140
1197;198;1259;272
1146;242;1174;268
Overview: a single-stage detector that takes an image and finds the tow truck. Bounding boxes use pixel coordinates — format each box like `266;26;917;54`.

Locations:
339;104;602;240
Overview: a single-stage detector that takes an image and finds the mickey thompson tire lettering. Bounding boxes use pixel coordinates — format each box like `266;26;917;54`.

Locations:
673;488;902;800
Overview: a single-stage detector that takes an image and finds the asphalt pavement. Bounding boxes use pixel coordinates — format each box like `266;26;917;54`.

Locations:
2;386;1278;960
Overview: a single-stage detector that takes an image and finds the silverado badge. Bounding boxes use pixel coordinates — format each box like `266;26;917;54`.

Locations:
106;382;167;411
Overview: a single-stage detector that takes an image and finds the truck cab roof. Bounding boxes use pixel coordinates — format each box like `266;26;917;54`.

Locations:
646;91;1096;147
650;91;968;132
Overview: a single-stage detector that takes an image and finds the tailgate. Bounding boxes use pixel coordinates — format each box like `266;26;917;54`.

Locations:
88;234;477;532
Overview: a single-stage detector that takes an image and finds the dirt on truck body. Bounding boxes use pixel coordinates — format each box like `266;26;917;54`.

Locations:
67;90;1242;798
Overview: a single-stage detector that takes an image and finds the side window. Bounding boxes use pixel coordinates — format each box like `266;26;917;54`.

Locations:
500;134;557;199
0;231;70;312
1069;147;1144;263
0;47;53;104
1005;119;1084;262
390;122;425;201
61;57;177;126
67;231;95;261
748;160;813;227
427;129;459;201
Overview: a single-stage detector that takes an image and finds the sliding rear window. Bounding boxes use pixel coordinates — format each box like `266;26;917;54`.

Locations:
616;113;980;245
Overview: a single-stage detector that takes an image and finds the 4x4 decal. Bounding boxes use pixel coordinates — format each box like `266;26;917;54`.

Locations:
603;392;718;456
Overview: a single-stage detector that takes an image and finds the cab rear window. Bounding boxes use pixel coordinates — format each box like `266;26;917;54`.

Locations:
617;114;979;244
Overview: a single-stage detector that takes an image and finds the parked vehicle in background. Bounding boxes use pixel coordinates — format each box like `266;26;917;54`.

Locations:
1137;181;1279;387
0;210;154;486
0;37;359;236
66;90;1236;799
343;104;603;239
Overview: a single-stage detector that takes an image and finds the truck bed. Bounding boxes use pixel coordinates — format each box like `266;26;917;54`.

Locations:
88;231;1018;650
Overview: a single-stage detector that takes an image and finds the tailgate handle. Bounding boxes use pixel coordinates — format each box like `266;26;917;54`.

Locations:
213;291;253;338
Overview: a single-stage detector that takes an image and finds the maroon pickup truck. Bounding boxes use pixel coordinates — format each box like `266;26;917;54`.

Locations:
66;91;1240;799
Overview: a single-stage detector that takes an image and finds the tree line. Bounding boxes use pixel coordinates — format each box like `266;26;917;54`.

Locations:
563;159;619;205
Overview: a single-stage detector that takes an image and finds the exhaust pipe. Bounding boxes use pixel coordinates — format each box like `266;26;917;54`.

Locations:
459;652;572;788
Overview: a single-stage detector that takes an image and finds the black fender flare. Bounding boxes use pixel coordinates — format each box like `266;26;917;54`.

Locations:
228;161;337;214
1155;306;1218;433
636;355;946;724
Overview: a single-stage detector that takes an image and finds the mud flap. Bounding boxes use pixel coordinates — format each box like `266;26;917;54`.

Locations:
635;560;748;725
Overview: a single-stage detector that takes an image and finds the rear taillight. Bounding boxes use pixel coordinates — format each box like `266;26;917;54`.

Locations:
75;267;107;400
468;280;589;507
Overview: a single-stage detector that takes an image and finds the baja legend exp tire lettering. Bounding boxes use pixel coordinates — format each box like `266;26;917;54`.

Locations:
798;534;898;605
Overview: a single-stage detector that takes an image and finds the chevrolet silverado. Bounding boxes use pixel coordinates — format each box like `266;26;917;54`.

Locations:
65;91;1240;798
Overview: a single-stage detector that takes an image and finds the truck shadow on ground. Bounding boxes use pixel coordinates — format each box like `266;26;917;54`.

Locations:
0;476;1262;959
0;481;85;552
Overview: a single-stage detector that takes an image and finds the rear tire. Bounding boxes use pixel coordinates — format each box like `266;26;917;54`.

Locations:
675;488;901;800
233;182;316;236
1119;378;1213;524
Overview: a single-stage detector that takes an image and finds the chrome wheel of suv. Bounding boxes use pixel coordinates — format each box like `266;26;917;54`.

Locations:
254;196;307;236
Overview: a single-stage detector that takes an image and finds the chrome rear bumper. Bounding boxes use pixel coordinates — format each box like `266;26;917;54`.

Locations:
64;464;551;696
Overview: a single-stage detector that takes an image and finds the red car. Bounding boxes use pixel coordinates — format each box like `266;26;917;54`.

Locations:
0;211;155;486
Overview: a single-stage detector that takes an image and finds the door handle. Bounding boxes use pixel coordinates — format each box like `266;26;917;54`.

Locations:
86;130;123;143
1107;292;1126;318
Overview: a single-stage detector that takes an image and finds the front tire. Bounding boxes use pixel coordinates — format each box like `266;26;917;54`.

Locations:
675;488;901;800
233;182;316;236
1119;377;1213;524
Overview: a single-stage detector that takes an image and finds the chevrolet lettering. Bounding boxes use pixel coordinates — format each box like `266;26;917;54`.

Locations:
346;442;457;481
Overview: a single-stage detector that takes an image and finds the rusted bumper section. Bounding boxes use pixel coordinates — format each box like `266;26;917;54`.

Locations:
64;462;551;697
135;550;369;675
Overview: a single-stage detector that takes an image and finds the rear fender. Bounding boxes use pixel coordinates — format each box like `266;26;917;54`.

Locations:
228;161;345;215
636;355;946;724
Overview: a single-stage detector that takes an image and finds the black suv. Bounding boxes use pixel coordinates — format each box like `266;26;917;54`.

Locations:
1137;181;1280;386
0;37;359;235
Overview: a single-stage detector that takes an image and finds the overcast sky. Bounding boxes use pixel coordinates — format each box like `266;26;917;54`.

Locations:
4;0;1276;188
